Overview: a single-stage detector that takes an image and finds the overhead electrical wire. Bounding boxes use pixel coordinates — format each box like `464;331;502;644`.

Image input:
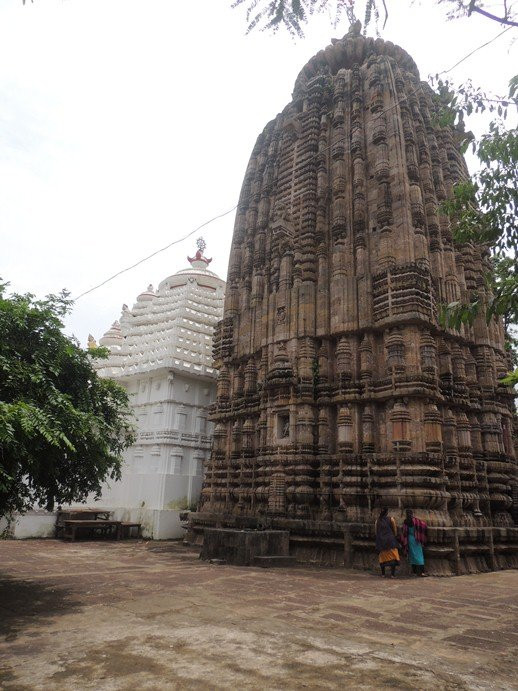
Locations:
74;27;513;302
440;25;513;74
74;205;237;300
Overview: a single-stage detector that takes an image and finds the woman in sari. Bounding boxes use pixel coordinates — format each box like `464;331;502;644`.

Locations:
400;509;427;576
374;507;400;578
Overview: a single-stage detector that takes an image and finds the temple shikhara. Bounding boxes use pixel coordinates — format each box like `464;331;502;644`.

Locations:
189;27;518;573
88;241;225;538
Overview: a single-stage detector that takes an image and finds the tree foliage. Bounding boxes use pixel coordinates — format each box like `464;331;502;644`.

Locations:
0;283;135;519
436;76;518;385
231;0;517;36
438;0;518;26
441;123;517;253
231;0;356;37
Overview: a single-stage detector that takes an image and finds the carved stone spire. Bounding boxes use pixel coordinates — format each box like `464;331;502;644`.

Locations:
191;30;517;574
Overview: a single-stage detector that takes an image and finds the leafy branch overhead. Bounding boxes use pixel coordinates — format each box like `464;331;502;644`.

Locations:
437;75;518;385
231;0;385;36
0;283;135;518
231;0;517;35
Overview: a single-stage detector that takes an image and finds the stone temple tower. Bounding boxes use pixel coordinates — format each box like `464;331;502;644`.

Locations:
189;26;517;574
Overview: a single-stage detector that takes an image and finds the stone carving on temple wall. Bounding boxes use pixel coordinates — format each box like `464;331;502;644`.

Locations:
191;30;517;573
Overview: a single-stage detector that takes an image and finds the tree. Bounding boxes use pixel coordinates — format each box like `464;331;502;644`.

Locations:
0;283;135;519
435;76;518;384
231;0;517;36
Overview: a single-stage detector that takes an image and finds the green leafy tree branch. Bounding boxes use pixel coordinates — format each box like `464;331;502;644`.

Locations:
0;282;135;519
435;75;518;385
231;0;517;36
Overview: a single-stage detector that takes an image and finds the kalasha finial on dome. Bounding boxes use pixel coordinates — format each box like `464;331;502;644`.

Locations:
346;19;362;36
188;236;212;268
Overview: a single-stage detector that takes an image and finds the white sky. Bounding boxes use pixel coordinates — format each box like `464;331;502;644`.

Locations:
1;0;516;346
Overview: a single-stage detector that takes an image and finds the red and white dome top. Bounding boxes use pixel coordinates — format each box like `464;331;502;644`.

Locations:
158;237;222;290
188;237;213;270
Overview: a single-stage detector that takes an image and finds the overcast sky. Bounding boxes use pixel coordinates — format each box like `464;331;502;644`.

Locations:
1;0;516;346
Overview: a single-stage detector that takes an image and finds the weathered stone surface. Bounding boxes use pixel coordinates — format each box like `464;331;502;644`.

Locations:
200;528;290;566
1;540;517;689
191;26;517;574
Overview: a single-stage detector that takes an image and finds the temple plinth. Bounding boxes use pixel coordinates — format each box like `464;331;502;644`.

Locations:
188;29;517;574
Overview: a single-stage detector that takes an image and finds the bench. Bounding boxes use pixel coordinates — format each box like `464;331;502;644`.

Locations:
56;509;111;538
63;519;122;541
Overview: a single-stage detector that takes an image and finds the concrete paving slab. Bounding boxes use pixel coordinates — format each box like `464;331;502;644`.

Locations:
0;539;516;689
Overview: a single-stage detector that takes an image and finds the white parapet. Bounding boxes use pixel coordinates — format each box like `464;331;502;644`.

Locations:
1;510;57;539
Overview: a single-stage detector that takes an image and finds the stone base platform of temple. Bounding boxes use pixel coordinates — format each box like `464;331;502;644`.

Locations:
187;514;518;576
200;527;296;567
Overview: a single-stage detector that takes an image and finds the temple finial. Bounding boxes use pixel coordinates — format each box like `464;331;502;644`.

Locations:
347;19;362;36
188;237;212;267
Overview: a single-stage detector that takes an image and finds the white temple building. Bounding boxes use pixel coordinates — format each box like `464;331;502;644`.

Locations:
86;239;225;538
0;239;225;540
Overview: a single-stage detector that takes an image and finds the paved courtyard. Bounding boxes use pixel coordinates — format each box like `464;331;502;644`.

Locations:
0;540;517;690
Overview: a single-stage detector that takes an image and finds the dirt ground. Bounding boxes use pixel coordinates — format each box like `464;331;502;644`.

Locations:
0;540;517;690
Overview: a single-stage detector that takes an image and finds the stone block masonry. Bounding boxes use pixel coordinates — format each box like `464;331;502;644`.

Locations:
189;24;518;574
200;528;290;566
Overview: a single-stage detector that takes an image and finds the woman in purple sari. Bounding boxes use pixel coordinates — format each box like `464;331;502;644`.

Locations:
375;507;400;578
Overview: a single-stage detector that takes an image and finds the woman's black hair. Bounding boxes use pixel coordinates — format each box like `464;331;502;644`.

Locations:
379;506;388;520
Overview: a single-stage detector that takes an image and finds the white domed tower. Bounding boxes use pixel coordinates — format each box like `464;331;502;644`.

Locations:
90;239;225;538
